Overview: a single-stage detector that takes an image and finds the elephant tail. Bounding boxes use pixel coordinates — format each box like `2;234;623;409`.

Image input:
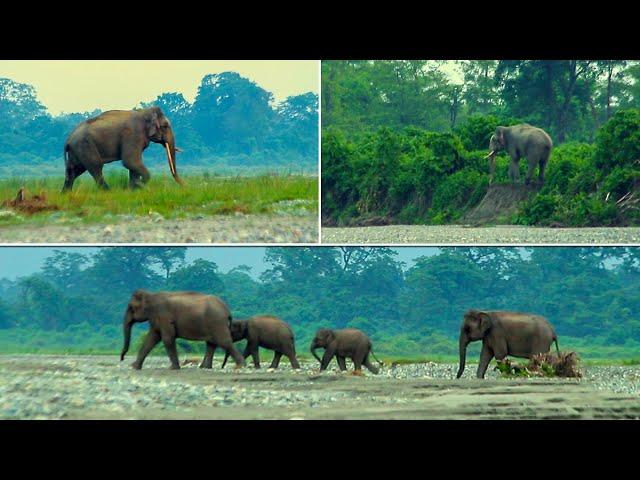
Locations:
63;143;69;165
369;347;384;366
554;338;560;355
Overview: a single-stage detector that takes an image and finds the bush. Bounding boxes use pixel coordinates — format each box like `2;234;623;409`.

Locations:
594;109;640;173
430;169;487;222
516;194;561;225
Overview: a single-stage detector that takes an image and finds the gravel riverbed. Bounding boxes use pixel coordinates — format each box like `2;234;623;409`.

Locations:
0;213;318;243
1;355;638;419
322;225;640;244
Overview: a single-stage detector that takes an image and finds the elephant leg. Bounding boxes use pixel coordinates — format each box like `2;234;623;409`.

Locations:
123;151;150;188
162;335;180;370
62;163;86;192
509;159;520;183
538;158;547;186
221;340;246;368
336;355;347;371
288;353;300;369
250;347;261;369
88;166;109;190
128;170;143;189
320;344;336;371
363;353;379;374
200;342;216;369
525;159;536;186
132;330;161;370
477;344;494;379
269;351;282;369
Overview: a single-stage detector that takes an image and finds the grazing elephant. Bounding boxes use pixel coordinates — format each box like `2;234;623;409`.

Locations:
120;290;245;370
310;328;382;374
62;106;183;191
485;124;552;186
221;315;300;369
456;309;560;379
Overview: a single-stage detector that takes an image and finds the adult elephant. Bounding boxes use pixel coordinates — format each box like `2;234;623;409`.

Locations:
120;290;245;370
485;124;552;186
221;315;300;369
456;309;560;379
62;106;183;191
310;328;383;374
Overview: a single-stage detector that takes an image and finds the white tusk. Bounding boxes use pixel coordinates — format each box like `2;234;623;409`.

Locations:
484;150;495;159
165;143;176;176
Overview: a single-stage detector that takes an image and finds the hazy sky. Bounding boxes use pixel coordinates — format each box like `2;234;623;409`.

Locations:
0;60;319;115
0;247;438;280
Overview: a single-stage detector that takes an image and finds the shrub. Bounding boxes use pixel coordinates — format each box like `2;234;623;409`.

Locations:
594;109;640;173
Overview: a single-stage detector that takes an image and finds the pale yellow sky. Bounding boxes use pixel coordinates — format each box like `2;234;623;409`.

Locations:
0;60;319;115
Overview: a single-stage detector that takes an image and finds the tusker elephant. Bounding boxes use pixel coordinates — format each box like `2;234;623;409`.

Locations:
456;309;560;379
62;106;183;191
310;328;383;374
221;315;300;369
120;289;245;370
485;124;552;186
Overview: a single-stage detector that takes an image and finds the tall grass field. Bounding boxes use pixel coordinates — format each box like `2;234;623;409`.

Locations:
0;173;318;226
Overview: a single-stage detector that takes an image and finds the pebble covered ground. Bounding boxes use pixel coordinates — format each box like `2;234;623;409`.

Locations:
1;355;639;419
322;225;640;244
0;212;318;243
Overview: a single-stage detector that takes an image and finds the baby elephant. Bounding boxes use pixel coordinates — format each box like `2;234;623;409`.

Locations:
222;315;300;369
310;328;382;374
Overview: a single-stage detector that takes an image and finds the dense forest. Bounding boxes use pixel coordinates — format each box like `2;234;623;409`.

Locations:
1;247;639;360
0;72;318;177
322;61;640;226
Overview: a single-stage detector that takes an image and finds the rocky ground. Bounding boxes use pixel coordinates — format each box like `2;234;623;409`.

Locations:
322;225;640;244
0;213;318;243
1;355;639;419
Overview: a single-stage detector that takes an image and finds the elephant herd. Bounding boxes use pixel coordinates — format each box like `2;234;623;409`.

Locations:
120;290;561;379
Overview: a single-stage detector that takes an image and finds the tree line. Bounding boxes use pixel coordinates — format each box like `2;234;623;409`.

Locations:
1;247;638;359
322;61;640;226
0;72;318;177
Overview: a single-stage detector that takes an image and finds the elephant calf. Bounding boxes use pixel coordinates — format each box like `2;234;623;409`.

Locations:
457;309;560;379
222;315;300;369
310;328;382;374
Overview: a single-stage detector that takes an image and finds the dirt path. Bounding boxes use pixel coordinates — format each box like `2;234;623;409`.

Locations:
0;214;318;243
2;355;638;419
322;225;640;244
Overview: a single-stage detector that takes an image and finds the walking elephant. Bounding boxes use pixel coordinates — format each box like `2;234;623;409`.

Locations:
485;124;552;186
456;309;560;379
120;290;245;370
221;315;300;369
62;106;183;191
310;328;383;374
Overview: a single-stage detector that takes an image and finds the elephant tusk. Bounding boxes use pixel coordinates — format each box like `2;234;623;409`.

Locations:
165;143;176;177
484;150;495;159
175;147;183;153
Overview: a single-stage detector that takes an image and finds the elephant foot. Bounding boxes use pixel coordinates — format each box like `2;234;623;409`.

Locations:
199;363;212;369
131;362;142;370
169;364;180;370
350;370;365;377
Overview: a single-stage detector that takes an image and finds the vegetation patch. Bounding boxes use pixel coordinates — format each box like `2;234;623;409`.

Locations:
495;352;583;378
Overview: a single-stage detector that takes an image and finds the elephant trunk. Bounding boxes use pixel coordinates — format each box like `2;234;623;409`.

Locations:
456;333;469;379
120;309;134;361
221;351;230;369
310;341;322;364
164;130;183;185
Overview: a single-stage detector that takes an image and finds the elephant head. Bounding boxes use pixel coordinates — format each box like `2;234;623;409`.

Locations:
120;289;150;361
310;328;335;364
221;320;249;368
144;107;183;185
485;127;507;183
456;310;493;378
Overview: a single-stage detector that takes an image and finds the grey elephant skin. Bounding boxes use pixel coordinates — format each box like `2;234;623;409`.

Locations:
486;124;552;186
310;328;383;374
221;315;300;369
456;309;560;379
120;290;245;370
63;106;182;191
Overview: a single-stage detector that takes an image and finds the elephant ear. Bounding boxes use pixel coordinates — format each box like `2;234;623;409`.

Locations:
494;127;505;145
145;107;161;137
478;312;492;336
326;330;336;343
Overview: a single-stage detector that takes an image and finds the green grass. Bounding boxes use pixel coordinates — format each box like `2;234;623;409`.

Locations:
0;172;318;226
